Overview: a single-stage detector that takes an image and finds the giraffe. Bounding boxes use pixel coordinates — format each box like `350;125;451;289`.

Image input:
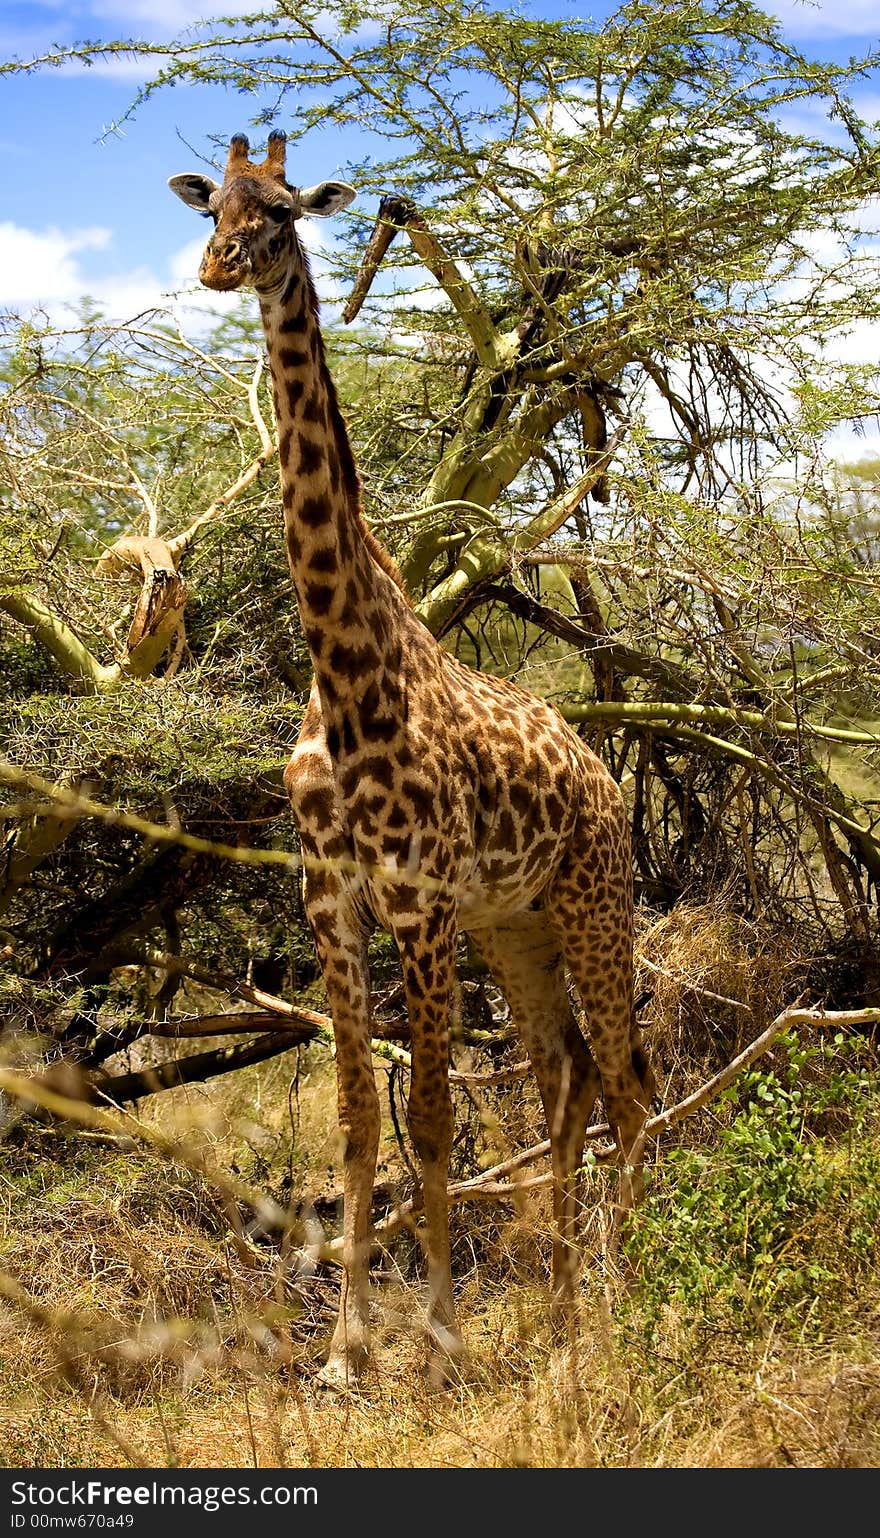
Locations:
169;131;654;1387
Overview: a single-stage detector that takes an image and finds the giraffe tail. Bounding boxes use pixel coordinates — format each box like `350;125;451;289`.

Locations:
631;1028;656;1108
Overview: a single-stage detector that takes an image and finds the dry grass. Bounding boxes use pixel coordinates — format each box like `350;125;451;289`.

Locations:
2;1131;878;1467
2;901;879;1469
635;901;799;1077
2;1187;878;1469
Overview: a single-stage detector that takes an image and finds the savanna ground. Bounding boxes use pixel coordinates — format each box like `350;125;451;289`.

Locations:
2;905;879;1470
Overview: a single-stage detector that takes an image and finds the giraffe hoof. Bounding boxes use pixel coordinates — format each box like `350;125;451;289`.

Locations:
427;1351;466;1391
425;1323;466;1390
315;1348;369;1392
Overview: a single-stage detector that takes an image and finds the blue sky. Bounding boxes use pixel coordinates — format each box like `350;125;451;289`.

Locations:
0;0;879;456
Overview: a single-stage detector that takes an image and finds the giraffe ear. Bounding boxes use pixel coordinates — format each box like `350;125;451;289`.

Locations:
167;174;221;217
299;181;356;218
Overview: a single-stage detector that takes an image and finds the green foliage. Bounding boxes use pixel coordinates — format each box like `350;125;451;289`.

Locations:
10;0;880;516
625;1031;880;1336
0;306;271;555
0;507;41;591
0;686;297;796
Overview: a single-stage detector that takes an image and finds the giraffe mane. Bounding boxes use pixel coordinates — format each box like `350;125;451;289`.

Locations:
298;248;412;606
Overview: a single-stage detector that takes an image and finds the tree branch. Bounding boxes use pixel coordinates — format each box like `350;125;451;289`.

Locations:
418;438;624;636
0;592;112;692
343;195;507;370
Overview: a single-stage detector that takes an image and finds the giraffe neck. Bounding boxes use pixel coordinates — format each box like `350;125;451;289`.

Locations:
259;260;401;709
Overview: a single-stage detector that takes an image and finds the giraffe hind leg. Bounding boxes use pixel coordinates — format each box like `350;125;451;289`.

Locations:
468;912;601;1307
545;829;652;1230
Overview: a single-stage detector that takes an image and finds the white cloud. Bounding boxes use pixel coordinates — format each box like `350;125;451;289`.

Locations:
823;421;880;459
0;214;350;330
89;0;233;26
17;0;235;31
767;0;880;37
0;0;237;80
0;219;238;328
0;222;112;306
13;0;377;44
55;54;169;80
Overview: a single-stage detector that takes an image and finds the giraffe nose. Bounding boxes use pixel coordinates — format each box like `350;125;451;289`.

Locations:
211;236;244;265
199;233;251;291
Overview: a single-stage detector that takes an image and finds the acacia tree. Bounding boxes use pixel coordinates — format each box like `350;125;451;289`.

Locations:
3;0;880;1102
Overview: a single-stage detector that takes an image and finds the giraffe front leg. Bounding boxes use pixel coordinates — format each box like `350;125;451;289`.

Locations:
304;882;379;1389
322;1018;381;1388
396;917;463;1383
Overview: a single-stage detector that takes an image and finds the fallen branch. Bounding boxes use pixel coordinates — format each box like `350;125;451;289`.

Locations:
145;1010;288;1038
96;534;187;680
127;950;525;1084
93;1030;301;1103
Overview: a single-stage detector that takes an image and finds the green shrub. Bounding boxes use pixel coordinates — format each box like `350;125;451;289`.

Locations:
624;1031;880;1337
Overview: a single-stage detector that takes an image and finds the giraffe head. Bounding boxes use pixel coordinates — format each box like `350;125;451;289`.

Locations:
168;131;355;293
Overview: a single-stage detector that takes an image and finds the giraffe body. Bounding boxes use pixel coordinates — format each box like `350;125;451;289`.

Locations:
170;134;653;1385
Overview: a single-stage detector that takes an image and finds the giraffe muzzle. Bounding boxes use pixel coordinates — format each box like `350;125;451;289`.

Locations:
199;236;252;291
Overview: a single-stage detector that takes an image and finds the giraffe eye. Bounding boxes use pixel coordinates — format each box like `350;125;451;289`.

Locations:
267;203;291;224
